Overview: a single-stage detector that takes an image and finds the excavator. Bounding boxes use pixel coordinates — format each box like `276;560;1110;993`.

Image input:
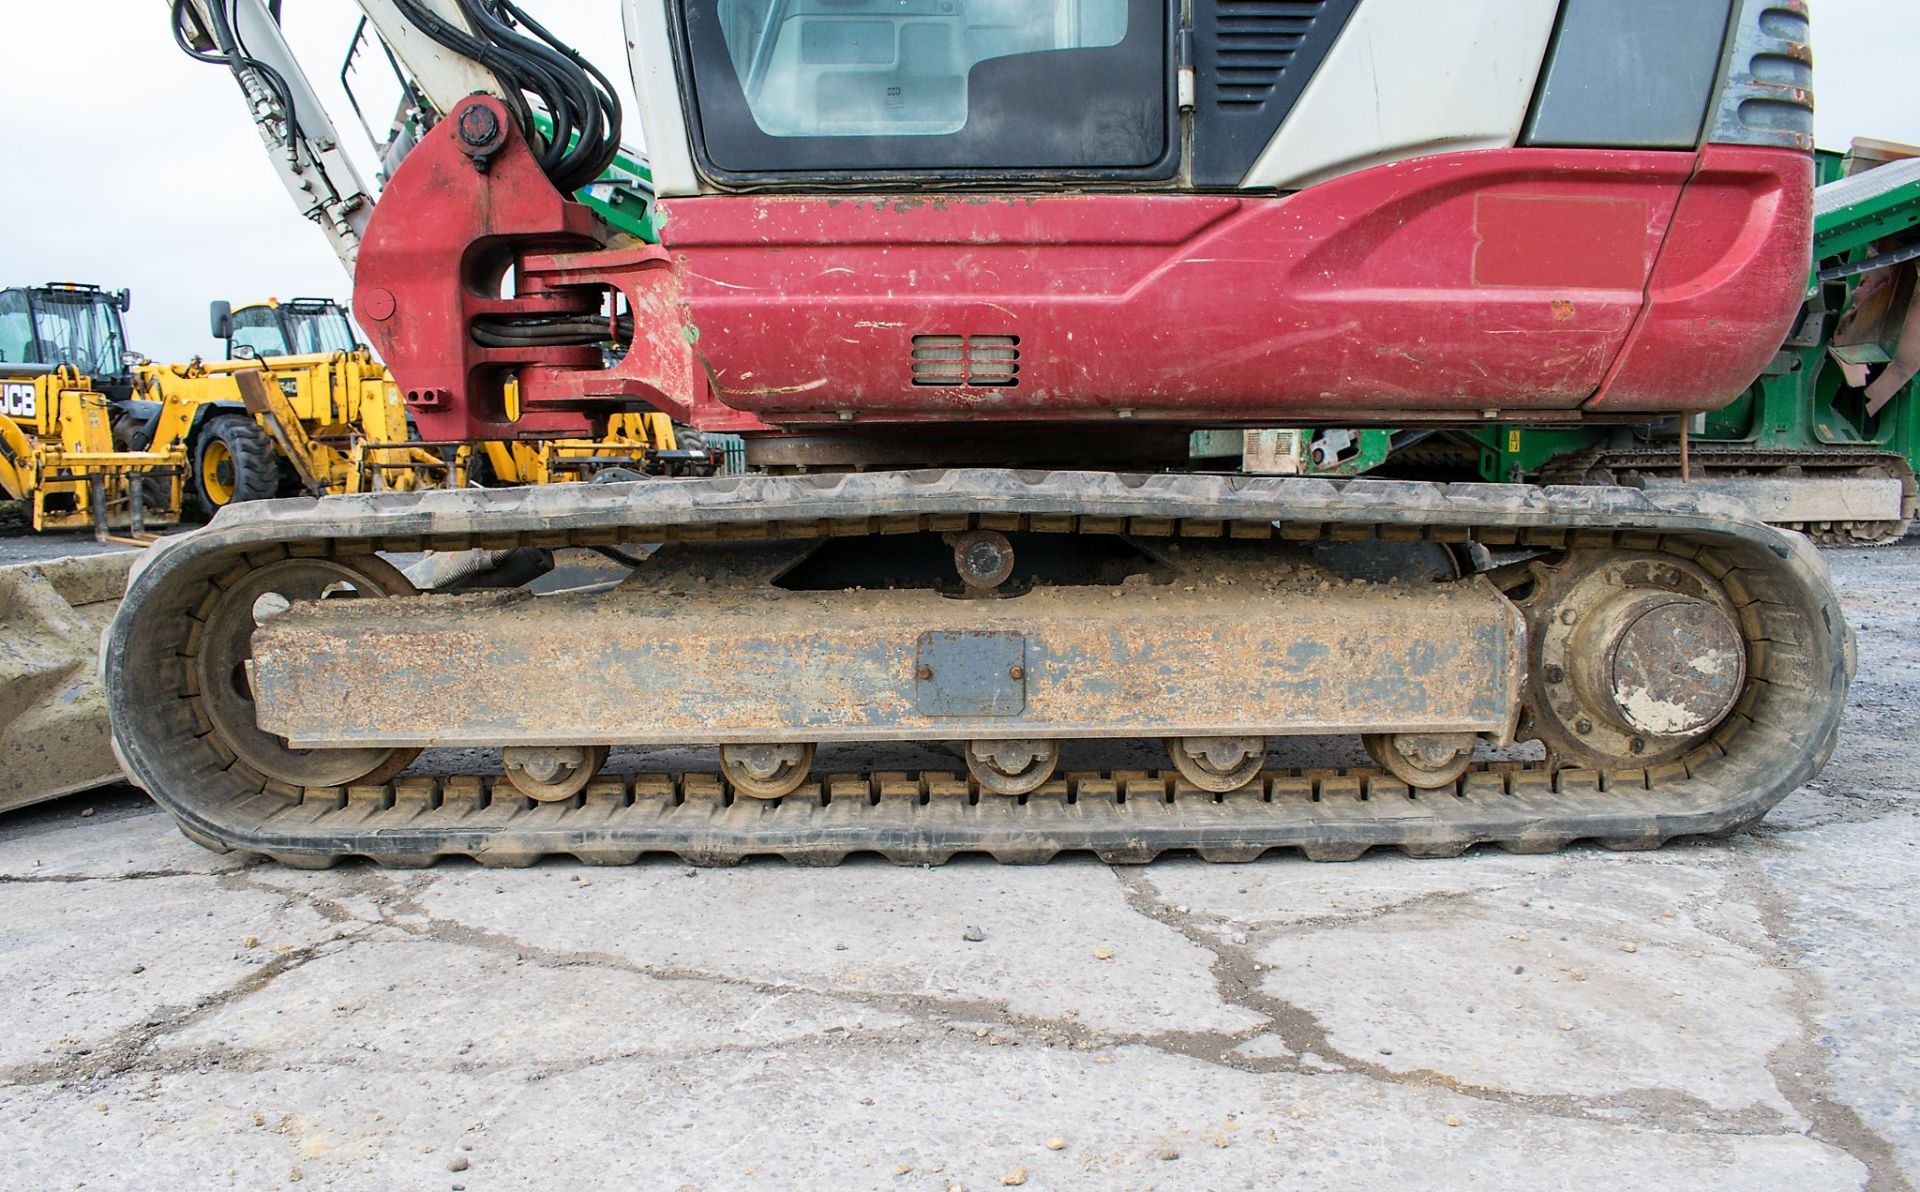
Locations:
103;0;1852;867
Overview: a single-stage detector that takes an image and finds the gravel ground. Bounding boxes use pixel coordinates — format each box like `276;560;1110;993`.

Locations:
0;537;1914;1190
0;529;142;566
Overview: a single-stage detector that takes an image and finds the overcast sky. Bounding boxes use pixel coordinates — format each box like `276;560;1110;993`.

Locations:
3;2;1915;360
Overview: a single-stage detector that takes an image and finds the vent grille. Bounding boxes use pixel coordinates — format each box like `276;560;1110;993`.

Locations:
1709;1;1814;151
1190;0;1356;186
911;335;1020;387
1210;0;1332;109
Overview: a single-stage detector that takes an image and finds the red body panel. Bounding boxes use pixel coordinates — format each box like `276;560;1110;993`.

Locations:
352;98;1810;441
1587;147;1812;410
659;145;1809;427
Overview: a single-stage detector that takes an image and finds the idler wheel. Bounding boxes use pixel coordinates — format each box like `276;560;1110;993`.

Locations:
196;555;421;789
966;738;1060;796
720;742;816;799
1363;732;1476;789
1167;736;1267;792
503;745;609;802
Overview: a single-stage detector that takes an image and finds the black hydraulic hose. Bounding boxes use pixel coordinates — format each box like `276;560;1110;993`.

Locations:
490;0;623;189
386;0;539;145
460;0;588;175
469;314;633;348
390;0;565;173
169;0;225;63
221;0;302;131
170;0;306;148
175;0;622;200
385;0;622;195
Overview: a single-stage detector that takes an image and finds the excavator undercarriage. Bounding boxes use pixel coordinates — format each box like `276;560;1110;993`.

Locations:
105;470;1851;867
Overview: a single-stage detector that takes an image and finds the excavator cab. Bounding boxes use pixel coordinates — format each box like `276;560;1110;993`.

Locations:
670;0;1739;183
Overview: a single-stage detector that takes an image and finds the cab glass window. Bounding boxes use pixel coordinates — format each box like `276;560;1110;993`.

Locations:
287;309;357;355
682;0;1170;177
33;293;125;377
0;291;31;367
720;0;1127;137
230;306;289;358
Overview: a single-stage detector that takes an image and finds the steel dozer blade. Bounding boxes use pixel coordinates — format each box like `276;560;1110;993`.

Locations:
0;552;136;812
102;471;1854;868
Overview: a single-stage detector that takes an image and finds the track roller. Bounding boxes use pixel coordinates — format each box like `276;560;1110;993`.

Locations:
1166;736;1267;792
719;742;816;799
1363;732;1477;790
502;745;609;802
966;738;1060;796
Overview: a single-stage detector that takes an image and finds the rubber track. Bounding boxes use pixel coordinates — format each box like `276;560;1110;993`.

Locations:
104;469;1855;868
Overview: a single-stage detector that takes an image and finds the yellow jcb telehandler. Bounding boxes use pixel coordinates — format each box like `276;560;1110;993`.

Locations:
130;296;450;513
0;284;185;537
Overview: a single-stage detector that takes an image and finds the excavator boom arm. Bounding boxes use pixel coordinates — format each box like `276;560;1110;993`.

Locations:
166;0;507;274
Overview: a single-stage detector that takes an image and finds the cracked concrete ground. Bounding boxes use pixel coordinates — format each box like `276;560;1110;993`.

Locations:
0;541;1915;1190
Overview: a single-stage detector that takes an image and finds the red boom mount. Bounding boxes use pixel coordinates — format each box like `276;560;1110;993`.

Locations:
352;96;700;441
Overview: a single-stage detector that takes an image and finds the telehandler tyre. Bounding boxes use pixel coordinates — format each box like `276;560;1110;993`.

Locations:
193;415;279;516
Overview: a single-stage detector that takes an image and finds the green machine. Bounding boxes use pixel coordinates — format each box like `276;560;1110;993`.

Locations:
1230;142;1920;545
532;111;658;243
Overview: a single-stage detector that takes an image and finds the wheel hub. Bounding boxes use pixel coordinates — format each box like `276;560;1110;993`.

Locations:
1571;591;1745;737
950;530;1015;591
1525;551;1748;768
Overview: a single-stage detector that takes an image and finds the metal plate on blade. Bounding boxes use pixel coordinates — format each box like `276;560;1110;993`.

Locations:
916;631;1027;717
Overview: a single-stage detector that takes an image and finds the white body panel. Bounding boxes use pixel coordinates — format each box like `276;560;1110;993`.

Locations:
622;0;702;197
357;0;502;113
179;0;377;272
1241;0;1561;191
